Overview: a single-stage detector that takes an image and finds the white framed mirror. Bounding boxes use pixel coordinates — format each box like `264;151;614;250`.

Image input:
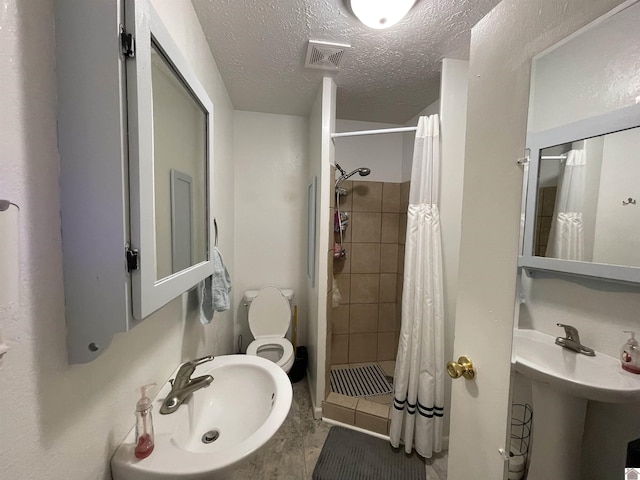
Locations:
126;0;214;319
519;0;640;284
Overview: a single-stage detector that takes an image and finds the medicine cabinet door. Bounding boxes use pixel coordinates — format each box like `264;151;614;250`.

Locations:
126;0;214;319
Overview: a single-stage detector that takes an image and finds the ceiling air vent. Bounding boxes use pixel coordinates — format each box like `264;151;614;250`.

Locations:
305;40;350;71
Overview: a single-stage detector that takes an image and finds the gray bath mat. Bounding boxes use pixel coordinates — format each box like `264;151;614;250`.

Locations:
330;364;392;397
313;426;425;480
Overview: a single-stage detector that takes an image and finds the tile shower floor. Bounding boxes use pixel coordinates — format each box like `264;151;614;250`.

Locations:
232;375;448;479
323;361;397;435
331;361;397;405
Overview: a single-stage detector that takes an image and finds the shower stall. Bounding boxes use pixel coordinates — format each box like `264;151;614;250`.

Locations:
321;59;469;453
324;121;415;435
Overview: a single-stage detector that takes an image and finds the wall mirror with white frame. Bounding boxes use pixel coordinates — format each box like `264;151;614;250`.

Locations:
519;0;640;284
56;0;214;363
127;0;214;320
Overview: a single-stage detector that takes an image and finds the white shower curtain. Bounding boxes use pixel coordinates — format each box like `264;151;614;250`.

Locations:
389;115;444;457
546;149;586;260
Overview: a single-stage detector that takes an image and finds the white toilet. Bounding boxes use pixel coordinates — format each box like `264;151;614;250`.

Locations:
244;286;295;373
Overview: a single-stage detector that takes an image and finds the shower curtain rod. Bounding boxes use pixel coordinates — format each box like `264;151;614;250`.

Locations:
331;126;418;139
540;155;568;160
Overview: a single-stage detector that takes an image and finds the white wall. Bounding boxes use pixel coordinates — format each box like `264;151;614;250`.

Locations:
0;1;235;478
307;85;323;415
335;120;404;183
437;59;469;442
306;77;335;416
233;111;309;351
528;0;640;132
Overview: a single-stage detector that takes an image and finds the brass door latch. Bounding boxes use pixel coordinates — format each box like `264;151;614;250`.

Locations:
447;356;476;380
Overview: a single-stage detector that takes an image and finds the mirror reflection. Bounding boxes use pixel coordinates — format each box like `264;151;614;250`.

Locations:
151;42;208;280
534;126;640;266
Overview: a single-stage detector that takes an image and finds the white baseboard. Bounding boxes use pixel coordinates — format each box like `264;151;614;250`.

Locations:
306;373;323;419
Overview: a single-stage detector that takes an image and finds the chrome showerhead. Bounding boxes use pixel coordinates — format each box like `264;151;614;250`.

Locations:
335;165;372;192
336;166;371;181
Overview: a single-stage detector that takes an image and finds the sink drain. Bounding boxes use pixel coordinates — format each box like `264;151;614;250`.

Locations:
202;430;220;444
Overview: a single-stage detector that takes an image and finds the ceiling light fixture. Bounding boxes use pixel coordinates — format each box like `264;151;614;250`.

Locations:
350;0;417;29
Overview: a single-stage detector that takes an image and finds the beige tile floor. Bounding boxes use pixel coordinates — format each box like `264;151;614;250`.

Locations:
326;361;395;434
230;380;331;480
425;451;449;480
232;376;448;479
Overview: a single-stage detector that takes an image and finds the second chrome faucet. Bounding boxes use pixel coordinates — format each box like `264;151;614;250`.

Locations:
160;356;215;415
555;323;595;356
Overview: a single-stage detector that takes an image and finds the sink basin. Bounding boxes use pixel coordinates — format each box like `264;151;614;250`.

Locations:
512;329;640;480
111;354;293;480
513;328;640;403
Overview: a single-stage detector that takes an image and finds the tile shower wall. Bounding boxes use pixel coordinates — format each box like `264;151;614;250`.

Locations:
535;186;556;256
331;180;410;364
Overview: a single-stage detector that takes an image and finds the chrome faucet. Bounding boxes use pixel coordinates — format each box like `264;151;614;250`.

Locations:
160;356;215;414
555;323;595;356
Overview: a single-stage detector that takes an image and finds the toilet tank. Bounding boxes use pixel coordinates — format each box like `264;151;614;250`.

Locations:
243;288;294;304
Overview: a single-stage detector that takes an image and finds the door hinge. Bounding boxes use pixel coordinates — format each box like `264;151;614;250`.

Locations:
126;243;139;272
120;25;135;58
516;148;531;166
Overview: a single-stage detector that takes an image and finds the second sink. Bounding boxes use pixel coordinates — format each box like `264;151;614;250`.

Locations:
513;328;640;403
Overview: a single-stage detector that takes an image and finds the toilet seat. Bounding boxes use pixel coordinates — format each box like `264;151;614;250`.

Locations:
248;286;291;339
246;286;295;373
246;337;294;371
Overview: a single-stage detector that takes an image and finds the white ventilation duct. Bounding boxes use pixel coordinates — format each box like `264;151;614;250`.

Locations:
304;40;350;71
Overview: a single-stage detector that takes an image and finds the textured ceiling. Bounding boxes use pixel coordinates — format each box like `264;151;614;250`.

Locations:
191;0;501;124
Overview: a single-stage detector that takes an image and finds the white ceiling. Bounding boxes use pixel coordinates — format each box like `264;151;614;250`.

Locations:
191;0;501;124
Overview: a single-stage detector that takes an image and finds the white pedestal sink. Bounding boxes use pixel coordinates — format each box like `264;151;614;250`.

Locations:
513;329;640;480
111;354;293;480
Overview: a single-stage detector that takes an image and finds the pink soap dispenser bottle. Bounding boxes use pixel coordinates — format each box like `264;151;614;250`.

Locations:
621;331;640;374
134;383;156;459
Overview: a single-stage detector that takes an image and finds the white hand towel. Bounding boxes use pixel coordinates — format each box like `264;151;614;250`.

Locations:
200;247;232;325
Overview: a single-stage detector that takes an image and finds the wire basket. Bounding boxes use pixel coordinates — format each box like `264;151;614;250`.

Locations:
510;403;533;479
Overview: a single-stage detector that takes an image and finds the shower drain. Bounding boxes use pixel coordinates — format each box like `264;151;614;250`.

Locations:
201;429;220;444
